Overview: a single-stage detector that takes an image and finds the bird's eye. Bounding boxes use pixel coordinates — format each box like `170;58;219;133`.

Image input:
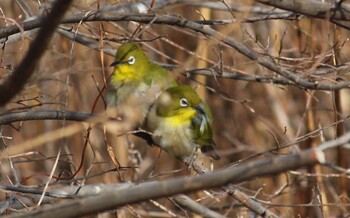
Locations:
179;98;188;107
128;56;136;65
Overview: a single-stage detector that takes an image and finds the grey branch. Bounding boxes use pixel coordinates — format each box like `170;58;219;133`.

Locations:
0;110;92;125
172;194;227;218
257;0;350;20
4;149;323;218
180;157;279;217
0;0;73;106
1;11;349;91
1;185;225;218
0;108;276;217
1;2;350;90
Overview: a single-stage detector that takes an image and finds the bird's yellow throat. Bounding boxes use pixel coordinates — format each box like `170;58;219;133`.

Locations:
112;65;143;83
165;109;196;127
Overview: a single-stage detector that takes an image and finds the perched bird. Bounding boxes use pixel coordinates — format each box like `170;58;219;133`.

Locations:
107;42;176;125
146;84;220;160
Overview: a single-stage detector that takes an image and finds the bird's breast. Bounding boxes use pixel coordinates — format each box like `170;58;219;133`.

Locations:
152;121;195;157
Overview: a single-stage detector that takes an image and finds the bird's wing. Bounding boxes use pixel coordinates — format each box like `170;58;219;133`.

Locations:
191;103;220;159
191;103;213;146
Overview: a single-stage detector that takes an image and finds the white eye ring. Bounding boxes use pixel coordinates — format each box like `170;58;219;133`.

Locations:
179;98;188;107
128;56;136;65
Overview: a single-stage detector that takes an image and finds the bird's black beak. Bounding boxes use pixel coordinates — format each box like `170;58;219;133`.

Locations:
109;60;121;67
194;103;206;115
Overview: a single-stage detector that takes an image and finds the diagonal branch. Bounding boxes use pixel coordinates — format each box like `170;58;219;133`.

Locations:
1;2;350;91
2;10;349;90
4;148;324;218
0;0;73;106
257;0;350;20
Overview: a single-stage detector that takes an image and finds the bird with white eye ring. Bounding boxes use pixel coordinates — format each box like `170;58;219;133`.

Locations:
179;98;188;107
146;84;220;160
107;43;177;126
128;56;135;65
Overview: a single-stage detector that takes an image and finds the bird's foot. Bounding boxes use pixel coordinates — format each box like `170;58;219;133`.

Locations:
182;150;199;169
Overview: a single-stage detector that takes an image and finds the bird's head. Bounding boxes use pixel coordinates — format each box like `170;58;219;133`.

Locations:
110;43;149;83
157;84;211;127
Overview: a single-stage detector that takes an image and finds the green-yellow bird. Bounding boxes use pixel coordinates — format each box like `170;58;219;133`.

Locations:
107;42;176;125
146;84;220;160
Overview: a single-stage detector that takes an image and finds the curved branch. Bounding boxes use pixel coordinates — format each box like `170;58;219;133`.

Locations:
257;0;350;20
2;11;349;90
0;4;348;102
4;148;323;218
0;110;92;125
0;109;277;216
172;195;227;218
3;0;350;40
0;0;73;106
0;109;154;146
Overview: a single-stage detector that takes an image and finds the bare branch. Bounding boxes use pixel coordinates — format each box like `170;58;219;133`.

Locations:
4;149;323;218
2;12;348;91
0;110;92;125
0;0;73;106
257;0;350;20
172;194;227;218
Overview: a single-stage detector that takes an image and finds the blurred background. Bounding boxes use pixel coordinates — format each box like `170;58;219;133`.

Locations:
1;0;350;217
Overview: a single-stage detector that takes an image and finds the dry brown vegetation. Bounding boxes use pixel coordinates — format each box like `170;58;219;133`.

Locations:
0;0;350;217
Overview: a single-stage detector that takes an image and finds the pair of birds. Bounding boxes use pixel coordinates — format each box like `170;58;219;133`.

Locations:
107;43;220;160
